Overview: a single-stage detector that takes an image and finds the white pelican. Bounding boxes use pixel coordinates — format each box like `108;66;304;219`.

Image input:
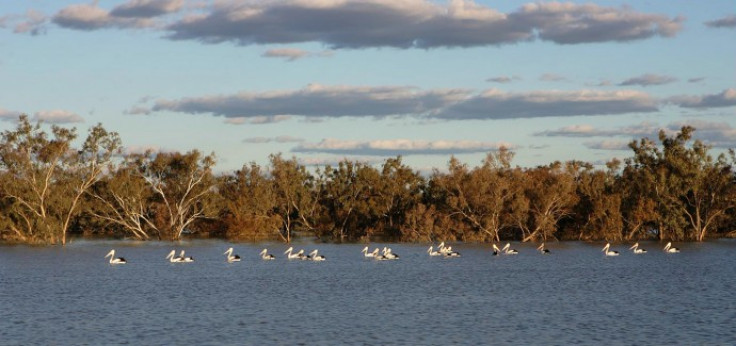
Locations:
663;242;680;253
537;243;550;254
260;249;275;260
166;250;194;263
492;244;501;256
382;247;399;260
362;246;377;258
284;247;305;260
629;242;647;254
427;246;442;256
105;249;127;264
438;242;461;257
502;243;518;255
308;249;326;261
178;250;195;262
602;243;619;256
224;247;241;263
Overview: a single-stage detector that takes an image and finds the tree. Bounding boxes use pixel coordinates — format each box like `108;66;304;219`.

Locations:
0;115;120;244
269;154;318;242
219;162;281;241
131;150;217;240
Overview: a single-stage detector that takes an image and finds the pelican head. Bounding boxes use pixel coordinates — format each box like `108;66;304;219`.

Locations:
664;242;671;251
536;243;545;251
602;243;610;252
260;249;267;256
284;247;293;254
224;247;234;256
629;242;638;250
427;246;433;253
105;250;116;259
493;244;501;252
166;250;176;259
502;243;511;252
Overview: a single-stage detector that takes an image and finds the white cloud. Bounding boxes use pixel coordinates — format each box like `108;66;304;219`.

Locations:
436;89;658;120
539;73;566;82
0;108;21;121
618;73;677;87
262;48;310;61
669;89;736;109
53;3;153;30
486;75;520;83
243;136;305;143
164;0;682;48
536;122;661;138
293;138;513;156
33;110;84;124
584;140;630;150
110;0;184;18
152;84;469;119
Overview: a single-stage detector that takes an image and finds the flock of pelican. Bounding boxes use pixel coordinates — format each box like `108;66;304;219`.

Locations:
602;242;680;256
103;241;682;265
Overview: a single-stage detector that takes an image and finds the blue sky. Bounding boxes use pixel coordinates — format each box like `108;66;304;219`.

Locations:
1;0;734;173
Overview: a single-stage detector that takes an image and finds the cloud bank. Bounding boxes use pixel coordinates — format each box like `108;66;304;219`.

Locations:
618;74;678;87
668;89;736;109
435;89;658;120
163;0;683;49
293;138;513;156
33;110;84;124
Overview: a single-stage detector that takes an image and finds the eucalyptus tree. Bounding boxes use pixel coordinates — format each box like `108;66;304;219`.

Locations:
375;156;425;239
319;159;382;241
219;162;280;240
269;154;319;242
0;115;120;244
129;150;218;240
571;162;623;241
520;162;578;242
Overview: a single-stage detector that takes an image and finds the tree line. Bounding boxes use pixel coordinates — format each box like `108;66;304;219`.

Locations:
1;115;735;245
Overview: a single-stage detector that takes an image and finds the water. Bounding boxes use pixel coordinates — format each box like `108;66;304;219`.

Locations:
2;240;735;345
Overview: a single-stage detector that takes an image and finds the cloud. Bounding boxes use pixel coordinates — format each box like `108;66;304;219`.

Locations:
666;120;736;148
669;89;736;109
151;84;468;119
584;140;630;150
53;3;152;30
33;110;84;124
297;156;384;167
125;106;152;115
618;74;677;87
262;48;310;61
14;10;47;35
486;76;520;83
705;15;736;28
243;136;305;143
292;138;513;156
687;77;706;83
538;120;736;149
435;89;658;120
536;122;660;138
164;0;683;49
110;0;184;18
539;73;566;82
0;108;21;121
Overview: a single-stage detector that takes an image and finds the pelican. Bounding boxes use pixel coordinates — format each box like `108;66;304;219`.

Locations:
427;246;442;256
284;247;305;260
178;250;195;262
308;249;326;261
224;247;241;263
382;247;399;260
537;243;550;254
492;244;501;256
602;243;619;256
663;242;680;253
438;242;461;257
105;249;127;264
260;249;275;260
502;243;518;255
166;250;194;263
362;246;377;258
629;242;647;254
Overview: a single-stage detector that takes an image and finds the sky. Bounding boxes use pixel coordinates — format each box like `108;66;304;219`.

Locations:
0;0;734;174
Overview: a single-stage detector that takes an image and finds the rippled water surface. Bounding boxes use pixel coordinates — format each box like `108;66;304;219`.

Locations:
2;240;735;345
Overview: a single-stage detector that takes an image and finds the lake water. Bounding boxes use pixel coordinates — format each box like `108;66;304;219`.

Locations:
1;240;735;345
